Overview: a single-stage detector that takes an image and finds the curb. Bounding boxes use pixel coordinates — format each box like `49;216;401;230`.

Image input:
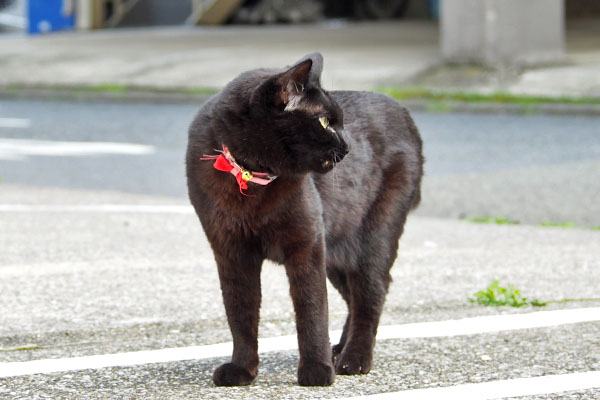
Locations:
0;87;214;105
2;87;600;116
401;99;600;116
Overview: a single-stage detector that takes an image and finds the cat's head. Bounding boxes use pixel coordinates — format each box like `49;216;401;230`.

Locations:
220;52;348;177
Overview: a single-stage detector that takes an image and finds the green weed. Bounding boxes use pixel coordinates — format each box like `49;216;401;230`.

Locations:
183;87;219;95
463;216;600;230
539;221;577;228
0;344;40;352
376;87;600;106
470;280;541;307
470;281;600;308
464;216;520;225
87;83;129;93
426;101;450;113
3;83;219;96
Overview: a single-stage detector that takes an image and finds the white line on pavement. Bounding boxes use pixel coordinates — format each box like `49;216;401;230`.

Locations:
0;204;194;214
0;342;233;379
0;14;27;29
375;306;600;339
333;371;600;400
0;138;154;160
0;307;598;378
0;118;31;129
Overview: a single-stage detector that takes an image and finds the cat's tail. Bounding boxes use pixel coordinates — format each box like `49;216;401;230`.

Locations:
410;185;422;211
404;108;424;212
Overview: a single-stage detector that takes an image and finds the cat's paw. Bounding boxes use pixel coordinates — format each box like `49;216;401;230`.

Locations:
298;360;335;386
334;352;372;375
212;363;256;386
332;343;344;356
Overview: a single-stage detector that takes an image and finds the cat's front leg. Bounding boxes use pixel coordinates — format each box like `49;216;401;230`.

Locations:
285;241;334;386
213;249;263;386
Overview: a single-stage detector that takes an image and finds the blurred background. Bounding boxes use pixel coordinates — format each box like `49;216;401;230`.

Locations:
1;0;600;92
1;2;599;399
0;0;598;32
2;0;441;32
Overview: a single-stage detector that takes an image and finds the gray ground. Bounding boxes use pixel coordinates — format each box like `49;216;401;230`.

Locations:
1;98;599;399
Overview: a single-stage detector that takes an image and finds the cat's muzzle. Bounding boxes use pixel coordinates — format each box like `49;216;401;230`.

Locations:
321;140;349;169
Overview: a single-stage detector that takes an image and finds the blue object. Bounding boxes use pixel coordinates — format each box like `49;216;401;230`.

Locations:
28;0;75;35
427;0;439;20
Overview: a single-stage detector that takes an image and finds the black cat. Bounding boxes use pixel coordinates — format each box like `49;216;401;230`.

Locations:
186;52;423;386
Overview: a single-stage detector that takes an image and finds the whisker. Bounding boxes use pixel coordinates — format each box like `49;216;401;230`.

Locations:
336;154;357;189
332;161;338;192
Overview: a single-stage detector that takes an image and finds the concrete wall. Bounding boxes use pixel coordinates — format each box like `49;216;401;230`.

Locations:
441;0;564;67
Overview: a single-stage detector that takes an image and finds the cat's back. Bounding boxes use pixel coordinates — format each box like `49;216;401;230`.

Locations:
327;90;422;180
331;91;421;151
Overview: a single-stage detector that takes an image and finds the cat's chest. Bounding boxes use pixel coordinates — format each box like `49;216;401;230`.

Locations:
208;178;322;246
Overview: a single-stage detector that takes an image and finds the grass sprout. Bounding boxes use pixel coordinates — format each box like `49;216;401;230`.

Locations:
470;280;544;307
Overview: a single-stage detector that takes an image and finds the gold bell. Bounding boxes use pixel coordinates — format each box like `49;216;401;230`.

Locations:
241;169;253;182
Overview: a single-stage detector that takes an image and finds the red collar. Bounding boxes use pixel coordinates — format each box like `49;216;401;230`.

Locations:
201;145;277;195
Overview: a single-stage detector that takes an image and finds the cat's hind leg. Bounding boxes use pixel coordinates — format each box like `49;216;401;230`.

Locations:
333;262;393;375
326;225;399;374
334;170;415;375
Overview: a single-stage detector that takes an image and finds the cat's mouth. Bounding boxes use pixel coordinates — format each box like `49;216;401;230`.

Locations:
320;151;346;171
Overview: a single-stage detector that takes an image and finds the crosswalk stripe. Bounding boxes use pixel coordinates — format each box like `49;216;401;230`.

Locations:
333;371;600;400
0;118;31;129
0;204;193;213
1;307;598;378
0;138;154;160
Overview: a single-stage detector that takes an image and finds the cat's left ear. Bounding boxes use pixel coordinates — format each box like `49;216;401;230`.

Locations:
295;52;323;86
273;52;324;110
275;59;313;110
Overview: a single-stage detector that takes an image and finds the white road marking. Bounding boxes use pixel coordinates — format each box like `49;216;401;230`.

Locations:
333;371;600;400
0;138;154;160
0;13;27;29
374;306;600;339
0;204;194;214
0;342;233;379
0;307;598;378
0;118;31;129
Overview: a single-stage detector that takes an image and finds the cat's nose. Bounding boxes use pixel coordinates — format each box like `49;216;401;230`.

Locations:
340;139;350;156
337;130;350;155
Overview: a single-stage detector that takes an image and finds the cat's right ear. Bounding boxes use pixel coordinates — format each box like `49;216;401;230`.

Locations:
275;59;313;111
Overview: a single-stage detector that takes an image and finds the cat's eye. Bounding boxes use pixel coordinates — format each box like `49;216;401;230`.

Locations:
318;116;329;129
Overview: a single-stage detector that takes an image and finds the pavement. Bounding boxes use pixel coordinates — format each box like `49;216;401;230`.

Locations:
0;19;599;100
1;185;599;399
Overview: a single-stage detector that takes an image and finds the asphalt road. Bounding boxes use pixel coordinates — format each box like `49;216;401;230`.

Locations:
1;98;599;399
1;98;598;226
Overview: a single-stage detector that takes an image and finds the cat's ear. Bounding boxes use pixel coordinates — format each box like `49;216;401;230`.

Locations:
299;52;323;85
275;59;313;110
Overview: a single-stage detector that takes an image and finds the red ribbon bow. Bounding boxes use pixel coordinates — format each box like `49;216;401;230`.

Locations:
200;145;276;196
212;153;249;192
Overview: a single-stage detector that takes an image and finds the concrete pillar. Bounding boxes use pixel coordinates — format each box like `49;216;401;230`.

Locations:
76;0;93;29
76;0;107;29
441;0;565;67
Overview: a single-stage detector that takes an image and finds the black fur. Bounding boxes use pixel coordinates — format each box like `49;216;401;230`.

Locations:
186;52;423;386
